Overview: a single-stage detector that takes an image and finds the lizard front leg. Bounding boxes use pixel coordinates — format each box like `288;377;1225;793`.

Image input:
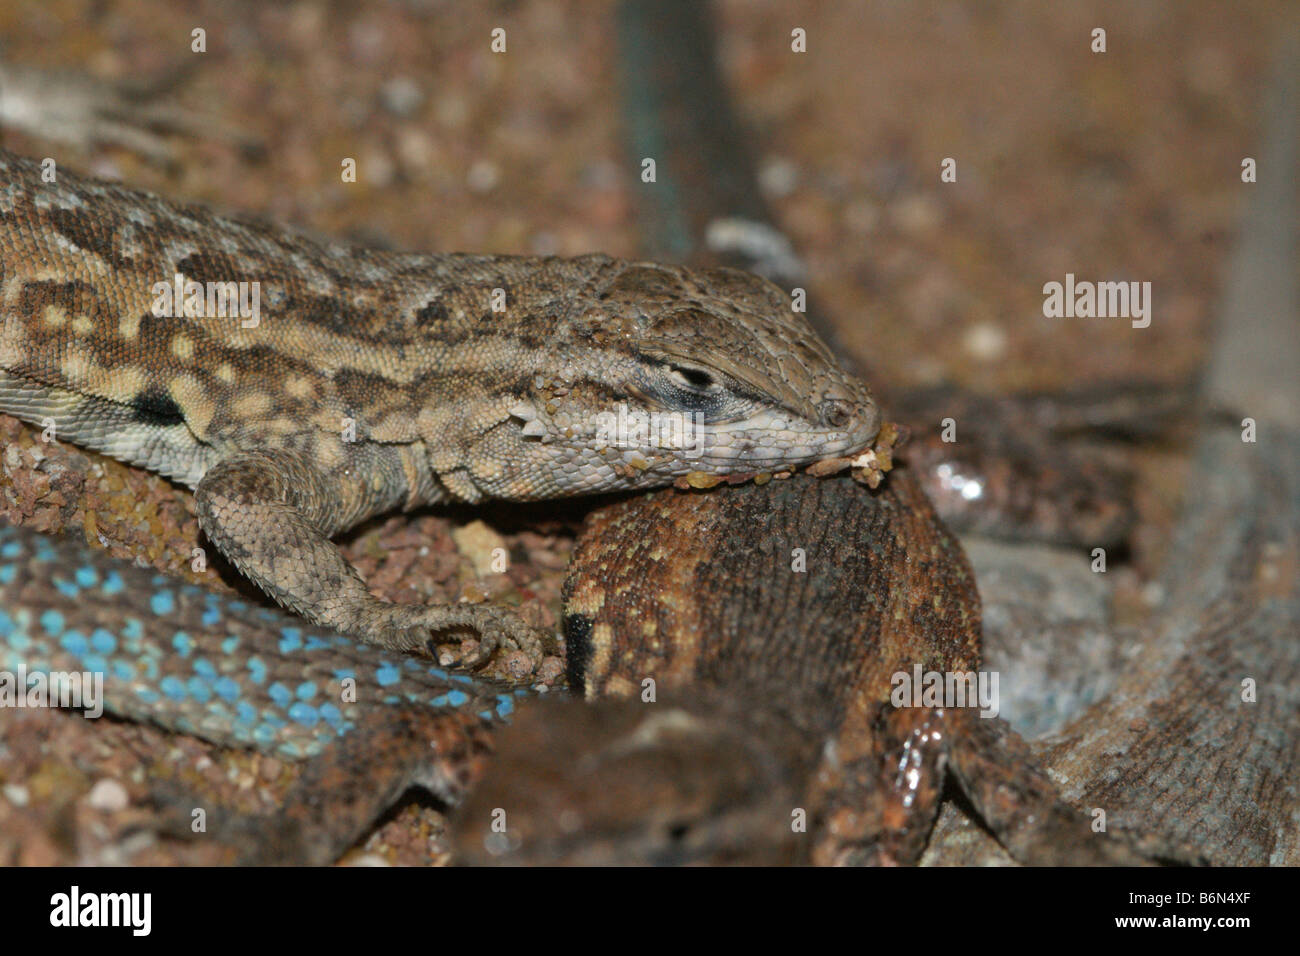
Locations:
194;449;542;666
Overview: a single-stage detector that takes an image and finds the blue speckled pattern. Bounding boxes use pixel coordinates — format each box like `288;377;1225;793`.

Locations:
0;522;533;759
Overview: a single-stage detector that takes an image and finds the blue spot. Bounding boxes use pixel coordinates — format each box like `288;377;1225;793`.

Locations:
186;677;213;702
59;631;88;656
319;703;343;727
134;686;160;705
159;676;187;701
234;702;257;726
331;668;357;681
220;636;240;655
252;723;278;747
280;741;307;760
39;610;65;636
0;610;14;638
1;541;23;558
304;634;331;651
201;596;222;627
430;694;449;708
375;664;401;687
0;565;15;584
246;656;267;684
101;571;124;596
478;710;493;720
295;681;317;701
495;694;515;718
122;618;144;641
268;683;292;707
121;627;143;657
214;677;241;701
278;627;302;654
192;658;216;678
90;629;117;654
83;653;107;674
150;590;175;615
447;689;469;708
53;577;79;598
74;566;98;588
111;660;136;682
172;631;194;656
287;702;319;726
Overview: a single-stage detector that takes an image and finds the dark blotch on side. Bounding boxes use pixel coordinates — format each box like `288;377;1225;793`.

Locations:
47;207;132;270
174;252;241;285
414;298;449;325
16;279;99;317
131;388;185;427
563;612;595;693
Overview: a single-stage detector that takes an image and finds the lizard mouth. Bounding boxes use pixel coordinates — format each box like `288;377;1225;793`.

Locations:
672;420;902;491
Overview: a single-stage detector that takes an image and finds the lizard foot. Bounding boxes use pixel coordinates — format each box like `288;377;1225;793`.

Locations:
355;601;547;670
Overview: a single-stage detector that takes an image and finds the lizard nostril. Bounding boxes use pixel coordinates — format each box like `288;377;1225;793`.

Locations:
817;399;853;430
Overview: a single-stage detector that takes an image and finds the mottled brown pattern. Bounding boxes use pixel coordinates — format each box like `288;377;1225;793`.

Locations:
456;471;1163;864
0;148;879;662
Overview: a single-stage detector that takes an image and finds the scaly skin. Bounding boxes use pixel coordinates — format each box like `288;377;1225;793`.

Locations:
0;518;523;863
454;472;1179;866
0;149;879;660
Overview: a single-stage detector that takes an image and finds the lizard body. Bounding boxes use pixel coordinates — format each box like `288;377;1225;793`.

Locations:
455;471;1165;866
0;149;879;658
459;471;968;865
0;518;523;862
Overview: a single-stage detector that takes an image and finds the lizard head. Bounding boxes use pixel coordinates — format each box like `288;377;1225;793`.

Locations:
467;257;881;500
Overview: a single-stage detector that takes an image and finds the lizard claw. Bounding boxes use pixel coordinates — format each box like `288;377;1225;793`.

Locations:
359;602;546;670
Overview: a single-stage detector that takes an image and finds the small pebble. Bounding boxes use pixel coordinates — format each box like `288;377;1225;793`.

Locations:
380;77;424;116
87;778;129;813
758;157;799;198
467;160;500;193
963;321;1008;361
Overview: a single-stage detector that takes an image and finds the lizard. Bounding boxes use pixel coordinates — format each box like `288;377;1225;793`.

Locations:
0;516;524;864
453;469;1179;866
0;148;882;665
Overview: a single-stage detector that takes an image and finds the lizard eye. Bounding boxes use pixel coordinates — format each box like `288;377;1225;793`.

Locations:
631;355;749;422
666;364;718;392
